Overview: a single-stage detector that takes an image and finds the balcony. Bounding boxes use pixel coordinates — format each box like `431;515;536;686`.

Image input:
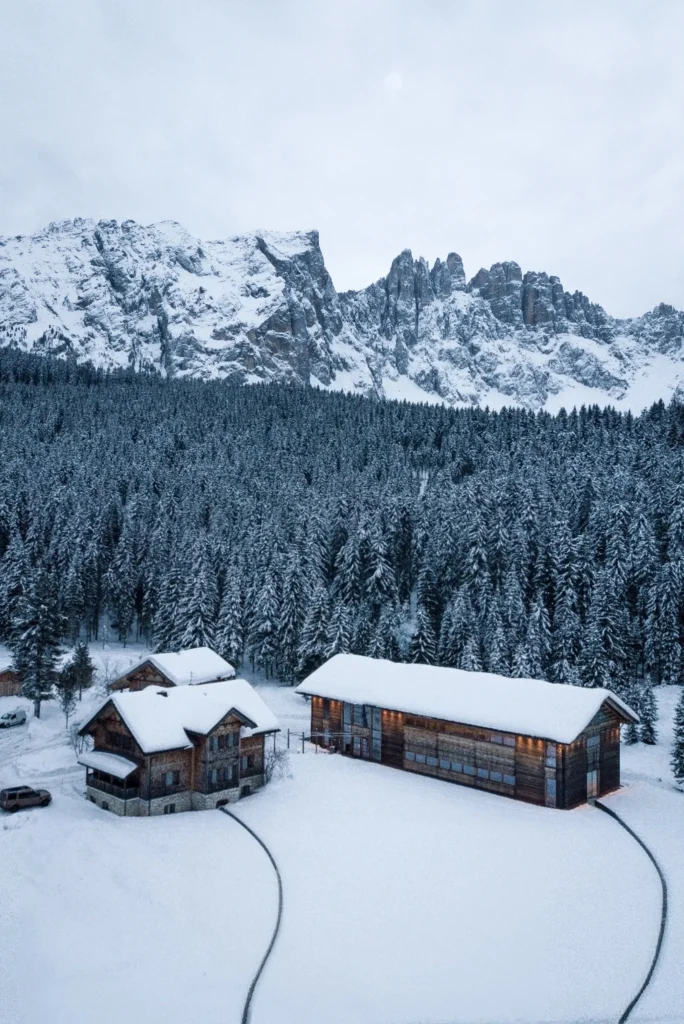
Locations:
147;782;187;800
86;774;140;800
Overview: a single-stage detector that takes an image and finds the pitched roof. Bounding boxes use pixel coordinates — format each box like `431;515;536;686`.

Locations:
295;654;638;744
113;647;235;688
80;678;279;754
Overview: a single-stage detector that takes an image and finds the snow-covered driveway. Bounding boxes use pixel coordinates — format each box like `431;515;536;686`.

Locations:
1;679;680;1024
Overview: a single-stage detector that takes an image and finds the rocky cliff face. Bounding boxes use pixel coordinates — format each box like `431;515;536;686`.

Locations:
1;217;683;411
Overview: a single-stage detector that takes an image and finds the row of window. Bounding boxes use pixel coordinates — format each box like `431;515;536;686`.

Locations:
404;751;515;786
107;730;134;752
208;732;238;753
210;765;237;786
490;734;516;748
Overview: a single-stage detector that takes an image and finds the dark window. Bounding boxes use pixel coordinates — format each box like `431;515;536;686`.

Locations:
587;735;600;748
490;771;503;783
211;769;218;785
405;750;416;761
107;730;133;752
545;743;557;769
439;758;450;770
464;765;476;776
415;753;427;765
163;803;176;814
503;736;516;748
491;734;503;745
451;762;463;773
426;756;438;767
101;801;109;810
323;698;330;716
209;736;219;753
503;774;516;786
546;778;557;805
164;770;180;787
477;767;489;780
352;704;367;727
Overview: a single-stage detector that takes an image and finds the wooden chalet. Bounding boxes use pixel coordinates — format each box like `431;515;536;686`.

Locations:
78;678;279;816
0;666;21;698
109;647;235;692
295;654;639;809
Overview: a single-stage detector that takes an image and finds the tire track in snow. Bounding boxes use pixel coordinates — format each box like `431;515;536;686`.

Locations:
594;800;668;1024
219;806;283;1024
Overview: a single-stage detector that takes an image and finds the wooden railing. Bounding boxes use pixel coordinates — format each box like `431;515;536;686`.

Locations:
86;776;140;800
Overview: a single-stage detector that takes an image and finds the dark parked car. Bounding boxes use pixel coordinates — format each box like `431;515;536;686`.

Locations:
0;786;52;812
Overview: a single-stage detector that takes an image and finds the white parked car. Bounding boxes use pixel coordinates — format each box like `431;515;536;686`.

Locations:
0;708;27;728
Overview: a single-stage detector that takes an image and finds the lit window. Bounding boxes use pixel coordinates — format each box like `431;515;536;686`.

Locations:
503;774;516;786
405;751;416;761
477;767;489;780
451;762;463;773
439;758;450;770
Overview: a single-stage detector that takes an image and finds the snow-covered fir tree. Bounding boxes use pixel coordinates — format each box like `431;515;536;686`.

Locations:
0;350;683;694
671;688;684;785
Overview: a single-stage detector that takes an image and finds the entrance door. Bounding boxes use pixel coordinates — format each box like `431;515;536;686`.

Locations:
586;734;600;799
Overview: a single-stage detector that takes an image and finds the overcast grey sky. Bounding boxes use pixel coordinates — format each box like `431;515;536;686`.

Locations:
1;0;683;317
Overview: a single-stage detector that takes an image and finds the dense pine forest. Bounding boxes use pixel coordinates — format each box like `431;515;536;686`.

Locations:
1;349;683;734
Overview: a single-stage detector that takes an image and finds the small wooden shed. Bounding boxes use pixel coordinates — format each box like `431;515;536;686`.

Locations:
0;668;21;699
296;655;639;809
109;647;235;692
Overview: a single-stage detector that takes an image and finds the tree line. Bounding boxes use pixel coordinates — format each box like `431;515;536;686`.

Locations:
1;348;684;765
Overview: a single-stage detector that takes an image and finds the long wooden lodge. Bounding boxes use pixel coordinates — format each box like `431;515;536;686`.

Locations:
296;654;639;809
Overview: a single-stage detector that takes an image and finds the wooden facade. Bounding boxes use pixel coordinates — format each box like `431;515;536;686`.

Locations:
309;695;627;809
0;668;21;698
110;661;172;692
80;701;268;816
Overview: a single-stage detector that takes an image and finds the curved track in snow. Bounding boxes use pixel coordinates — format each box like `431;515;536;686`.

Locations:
594;800;668;1024
219;806;283;1024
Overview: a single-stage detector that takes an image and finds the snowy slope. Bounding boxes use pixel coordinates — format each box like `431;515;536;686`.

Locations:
2;218;684;410
1;646;683;1024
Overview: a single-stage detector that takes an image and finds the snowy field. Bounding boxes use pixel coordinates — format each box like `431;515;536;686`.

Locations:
1;643;683;1024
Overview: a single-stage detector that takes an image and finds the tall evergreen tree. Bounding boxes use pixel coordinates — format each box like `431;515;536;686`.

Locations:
639;684;658;745
11;572;63;717
408;606;437;665
670;688;684;785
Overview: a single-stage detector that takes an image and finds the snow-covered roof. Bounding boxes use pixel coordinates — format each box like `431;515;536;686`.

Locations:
113;647;235;688
81;679;279;754
78;750;139;779
295;655;638;744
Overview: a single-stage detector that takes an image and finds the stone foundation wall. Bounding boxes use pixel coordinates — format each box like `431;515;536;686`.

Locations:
86;775;265;816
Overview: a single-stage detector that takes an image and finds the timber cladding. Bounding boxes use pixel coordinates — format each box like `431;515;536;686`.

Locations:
308;698;627;809
111;661;170;691
0;669;21;698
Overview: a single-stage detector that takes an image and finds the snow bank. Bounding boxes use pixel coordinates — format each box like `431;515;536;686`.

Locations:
296;654;638;743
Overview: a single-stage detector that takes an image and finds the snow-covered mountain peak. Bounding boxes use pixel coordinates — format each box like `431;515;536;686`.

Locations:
1;217;683;410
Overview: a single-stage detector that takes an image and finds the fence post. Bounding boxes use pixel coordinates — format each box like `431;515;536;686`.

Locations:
301;732;305;755
287;729;290;750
